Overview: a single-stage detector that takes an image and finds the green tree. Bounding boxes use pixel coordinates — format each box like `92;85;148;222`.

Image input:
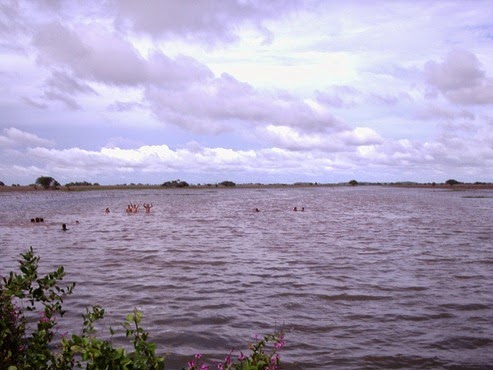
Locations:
349;179;358;186
219;180;236;187
35;176;60;189
0;181;5;186
161;179;189;188
445;179;460;186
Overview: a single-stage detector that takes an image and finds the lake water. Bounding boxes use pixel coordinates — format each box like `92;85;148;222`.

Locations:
1;186;492;369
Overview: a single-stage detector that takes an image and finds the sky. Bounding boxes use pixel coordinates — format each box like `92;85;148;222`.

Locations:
1;0;493;186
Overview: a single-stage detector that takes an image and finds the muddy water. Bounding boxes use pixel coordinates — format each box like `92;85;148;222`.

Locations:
1;186;492;369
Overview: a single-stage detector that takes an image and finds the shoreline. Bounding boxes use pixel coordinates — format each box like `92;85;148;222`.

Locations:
2;183;493;192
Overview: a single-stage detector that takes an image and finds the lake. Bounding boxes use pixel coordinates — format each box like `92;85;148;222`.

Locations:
1;186;492;369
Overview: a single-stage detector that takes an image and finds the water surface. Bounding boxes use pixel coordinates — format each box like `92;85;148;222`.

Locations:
1;186;492;369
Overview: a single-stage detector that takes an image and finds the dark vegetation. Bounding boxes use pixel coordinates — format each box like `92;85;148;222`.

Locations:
161;179;190;188
219;181;236;187
1;177;493;191
35;176;61;189
65;181;100;187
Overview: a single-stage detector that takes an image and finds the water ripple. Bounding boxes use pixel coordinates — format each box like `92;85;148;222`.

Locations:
1;187;493;369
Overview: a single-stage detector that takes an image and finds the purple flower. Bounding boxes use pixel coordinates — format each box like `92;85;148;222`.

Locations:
224;355;231;366
274;340;284;350
270;354;280;367
274;333;285;350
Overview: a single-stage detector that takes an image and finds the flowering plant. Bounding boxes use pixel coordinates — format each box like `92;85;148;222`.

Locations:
183;330;285;370
0;248;286;369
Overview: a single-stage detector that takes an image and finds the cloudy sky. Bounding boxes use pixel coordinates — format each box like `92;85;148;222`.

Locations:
1;0;493;185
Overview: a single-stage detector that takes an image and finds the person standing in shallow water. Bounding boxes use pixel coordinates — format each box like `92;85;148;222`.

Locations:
143;203;153;213
62;223;67;231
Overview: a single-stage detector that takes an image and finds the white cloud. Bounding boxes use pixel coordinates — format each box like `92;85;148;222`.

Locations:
260;125;382;152
0;127;54;148
114;0;299;45
146;72;344;134
425;50;493;105
1;1;493;185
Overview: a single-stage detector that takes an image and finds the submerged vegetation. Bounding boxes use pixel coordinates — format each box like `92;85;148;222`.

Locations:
0;248;285;369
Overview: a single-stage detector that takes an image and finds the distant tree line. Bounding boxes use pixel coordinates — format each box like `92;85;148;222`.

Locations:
2;177;492;189
65;181;100;187
0;182;21;186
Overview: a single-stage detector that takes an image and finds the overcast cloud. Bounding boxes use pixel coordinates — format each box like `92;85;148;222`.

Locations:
1;0;493;185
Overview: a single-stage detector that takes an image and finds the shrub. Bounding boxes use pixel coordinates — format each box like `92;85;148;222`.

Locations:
35;176;60;189
0;248;285;369
161;179;190;188
445;179;460;186
219;181;236;187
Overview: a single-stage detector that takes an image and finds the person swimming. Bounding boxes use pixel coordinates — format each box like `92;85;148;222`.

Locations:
126;202;140;213
62;223;68;231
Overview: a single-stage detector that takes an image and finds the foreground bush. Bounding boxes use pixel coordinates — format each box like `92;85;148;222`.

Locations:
0;248;285;369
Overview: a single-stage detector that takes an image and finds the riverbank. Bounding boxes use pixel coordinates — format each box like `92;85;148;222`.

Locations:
2;182;493;192
387;183;493;190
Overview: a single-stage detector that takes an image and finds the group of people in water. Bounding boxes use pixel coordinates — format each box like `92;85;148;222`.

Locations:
253;206;306;212
43;201;306;231
31;217;77;231
125;202;153;213
104;202;154;214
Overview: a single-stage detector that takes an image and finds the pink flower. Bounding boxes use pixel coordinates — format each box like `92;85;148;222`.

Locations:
274;333;285;350
224;355;231;366
274;340;284;350
270;354;280;367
